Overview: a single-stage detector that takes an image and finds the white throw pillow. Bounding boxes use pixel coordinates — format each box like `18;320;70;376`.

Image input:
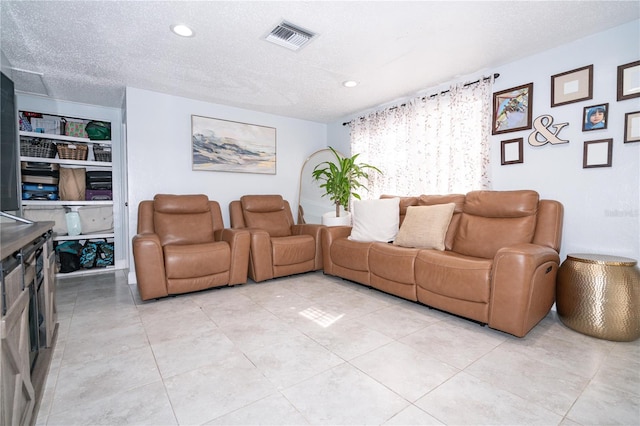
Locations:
393;203;455;250
348;198;400;242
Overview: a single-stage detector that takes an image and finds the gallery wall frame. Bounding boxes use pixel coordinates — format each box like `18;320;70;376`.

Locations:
191;115;276;174
624;111;640;143
492;83;533;135
583;138;613;169
617;60;640;101
582;103;608;132
551;65;593;107
500;138;523;165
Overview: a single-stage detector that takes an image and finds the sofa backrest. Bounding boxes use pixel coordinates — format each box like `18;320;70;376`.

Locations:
380;195;418;225
140;194;221;246
533;199;564;252
452;190;539;259
418;194;466;251
238;195;294;237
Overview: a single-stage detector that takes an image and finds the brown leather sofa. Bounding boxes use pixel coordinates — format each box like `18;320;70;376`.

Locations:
132;194;250;300
322;190;564;337
229;195;324;282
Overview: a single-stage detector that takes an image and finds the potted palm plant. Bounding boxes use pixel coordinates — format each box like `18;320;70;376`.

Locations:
311;146;382;226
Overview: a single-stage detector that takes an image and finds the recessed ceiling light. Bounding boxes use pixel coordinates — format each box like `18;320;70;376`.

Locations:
343;80;358;88
170;24;194;37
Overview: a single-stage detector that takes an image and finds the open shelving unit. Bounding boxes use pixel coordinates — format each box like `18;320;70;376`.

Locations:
18;113;116;277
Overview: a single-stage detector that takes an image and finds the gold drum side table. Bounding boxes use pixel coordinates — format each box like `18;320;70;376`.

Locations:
556;253;640;341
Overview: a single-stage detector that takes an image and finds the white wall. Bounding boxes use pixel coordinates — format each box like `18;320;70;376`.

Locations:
327;20;640;262
490;20;639;262
125;87;326;282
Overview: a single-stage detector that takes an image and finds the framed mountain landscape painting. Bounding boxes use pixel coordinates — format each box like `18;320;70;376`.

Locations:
191;115;276;174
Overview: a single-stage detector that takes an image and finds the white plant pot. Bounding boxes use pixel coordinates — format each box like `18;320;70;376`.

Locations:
322;211;352;227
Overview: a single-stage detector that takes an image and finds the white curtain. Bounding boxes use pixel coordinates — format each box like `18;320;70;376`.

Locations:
350;78;493;199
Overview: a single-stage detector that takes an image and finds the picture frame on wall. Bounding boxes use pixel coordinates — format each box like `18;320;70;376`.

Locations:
500;138;524;165
624;111;640;143
582;103;608;131
492;83;533;135
191;115;276;174
551;65;593;107
617;60;640;101
583;138;613;168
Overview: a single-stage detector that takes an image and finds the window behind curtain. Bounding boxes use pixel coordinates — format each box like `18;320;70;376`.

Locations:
349;78;493;200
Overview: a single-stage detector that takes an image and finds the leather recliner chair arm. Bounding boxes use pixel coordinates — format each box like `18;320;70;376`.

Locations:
244;228;274;282
489;243;561;337
215;228;250;285
320;226;352;275
132;233;169;300
292;223;325;270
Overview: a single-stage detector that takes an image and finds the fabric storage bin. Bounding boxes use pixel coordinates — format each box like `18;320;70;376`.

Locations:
78;205;113;233
65;120;88;138
23;206;68;235
85;189;112;200
59;167;86;200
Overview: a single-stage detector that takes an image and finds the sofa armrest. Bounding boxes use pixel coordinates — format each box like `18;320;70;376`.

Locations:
243;228;274;282
320;226;352;274
292;223;325;270
489;243;560;337
132;233;169;301
215;228;250;285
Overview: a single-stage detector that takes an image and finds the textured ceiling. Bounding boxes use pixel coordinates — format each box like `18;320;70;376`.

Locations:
1;1;638;123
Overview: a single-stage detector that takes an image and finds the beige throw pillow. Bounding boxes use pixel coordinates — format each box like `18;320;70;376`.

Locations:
393;203;455;250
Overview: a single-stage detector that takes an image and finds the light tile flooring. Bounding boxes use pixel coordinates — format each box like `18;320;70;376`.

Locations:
36;270;639;425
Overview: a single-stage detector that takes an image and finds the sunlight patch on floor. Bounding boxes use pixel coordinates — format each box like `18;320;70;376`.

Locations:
299;307;344;328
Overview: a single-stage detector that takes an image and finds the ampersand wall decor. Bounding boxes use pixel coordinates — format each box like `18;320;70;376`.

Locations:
528;114;569;146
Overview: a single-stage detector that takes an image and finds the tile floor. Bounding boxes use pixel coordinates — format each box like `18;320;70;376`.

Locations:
36;270;639;425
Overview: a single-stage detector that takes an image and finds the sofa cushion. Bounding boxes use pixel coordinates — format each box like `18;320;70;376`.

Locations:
349;197;400;242
271;235;315;266
453;190;539;259
164;242;230;278
415;250;492;304
331;238;373;271
394;203;455;250
369;242;419;284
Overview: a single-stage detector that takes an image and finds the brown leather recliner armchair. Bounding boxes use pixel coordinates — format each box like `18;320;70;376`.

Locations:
229;195;324;282
132;194;250;300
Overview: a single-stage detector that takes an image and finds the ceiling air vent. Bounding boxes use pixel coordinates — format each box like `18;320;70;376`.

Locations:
264;21;316;51
9;68;49;96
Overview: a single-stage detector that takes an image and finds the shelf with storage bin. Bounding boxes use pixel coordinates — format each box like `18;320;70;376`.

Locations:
20;156;112;168
19;130;111;145
19;131;112;164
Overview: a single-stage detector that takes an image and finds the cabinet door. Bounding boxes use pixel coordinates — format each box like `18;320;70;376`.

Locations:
0;267;35;426
43;248;57;347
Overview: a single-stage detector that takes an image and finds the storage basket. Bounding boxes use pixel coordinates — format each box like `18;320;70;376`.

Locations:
57;143;88;161
20;138;57;158
93;144;112;162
